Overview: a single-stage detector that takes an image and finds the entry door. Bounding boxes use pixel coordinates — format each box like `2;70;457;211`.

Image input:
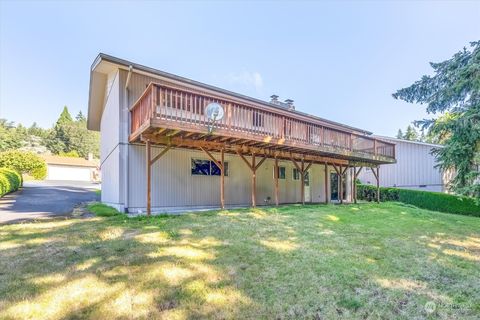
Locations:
330;172;346;201
304;171;311;202
330;173;339;201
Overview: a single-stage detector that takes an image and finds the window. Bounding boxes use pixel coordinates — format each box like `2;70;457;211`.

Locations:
191;159;228;176
274;166;286;179
253;111;264;127
293;168;300;180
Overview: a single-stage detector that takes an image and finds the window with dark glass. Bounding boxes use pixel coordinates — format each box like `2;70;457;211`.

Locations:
293;168;300;180
191;159;228;176
274;166;286;179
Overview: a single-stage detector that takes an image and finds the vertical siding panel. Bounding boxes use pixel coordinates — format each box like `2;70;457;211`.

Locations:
358;139;446;192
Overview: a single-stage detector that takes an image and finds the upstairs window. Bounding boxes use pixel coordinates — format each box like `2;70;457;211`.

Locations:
191;159;229;176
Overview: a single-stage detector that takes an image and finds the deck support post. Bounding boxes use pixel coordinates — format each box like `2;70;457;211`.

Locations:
237;150;266;208
143;138;172;216
341;166;349;203
332;163;342;204
324;162;329;204
339;165;343;204
221;148;225;209
301;158;305;205
290;156;312;205
146;140;151;216
332;163;349;204
274;155;279;206
200;147;226;209
251;153;256;207
353;166;363;204
351;167;355;203
370;165;380;203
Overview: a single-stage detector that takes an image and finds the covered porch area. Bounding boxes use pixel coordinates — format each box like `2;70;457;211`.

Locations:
138;134;381;215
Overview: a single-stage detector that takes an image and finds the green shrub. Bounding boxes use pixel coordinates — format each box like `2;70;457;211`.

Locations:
0;168;22;197
0;150;47;180
357;184;480;216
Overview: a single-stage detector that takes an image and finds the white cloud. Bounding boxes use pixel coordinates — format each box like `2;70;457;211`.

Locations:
226;71;264;92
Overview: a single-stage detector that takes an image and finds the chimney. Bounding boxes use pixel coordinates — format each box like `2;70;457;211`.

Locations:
284;99;295;110
270;94;279;104
88;152;93;161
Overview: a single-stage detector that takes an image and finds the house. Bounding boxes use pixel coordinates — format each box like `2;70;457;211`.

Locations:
358;136;452;192
87;54;396;214
42;155;100;182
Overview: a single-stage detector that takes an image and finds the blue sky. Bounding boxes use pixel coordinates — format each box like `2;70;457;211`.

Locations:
0;1;479;136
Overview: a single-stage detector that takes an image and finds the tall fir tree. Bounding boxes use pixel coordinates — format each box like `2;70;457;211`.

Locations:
393;41;480;198
396;129;403;139
403;125;418;141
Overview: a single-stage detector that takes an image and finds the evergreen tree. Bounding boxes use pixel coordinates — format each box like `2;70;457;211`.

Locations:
46;106;73;155
396;129;403;139
0;119;22;151
57;106;73;126
403;125;418;141
75;111;86;122
419;131;426;142
45;107;100;158
28;122;48;138
393;41;480;198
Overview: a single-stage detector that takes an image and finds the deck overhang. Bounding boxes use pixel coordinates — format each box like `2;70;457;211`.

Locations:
128;80;395;214
131;119;394;167
129;82;396;167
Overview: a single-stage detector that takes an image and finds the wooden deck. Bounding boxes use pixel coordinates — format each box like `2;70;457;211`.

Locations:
129;82;394;214
130;82;395;165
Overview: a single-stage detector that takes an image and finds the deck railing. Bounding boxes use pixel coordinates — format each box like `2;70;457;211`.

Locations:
131;83;395;160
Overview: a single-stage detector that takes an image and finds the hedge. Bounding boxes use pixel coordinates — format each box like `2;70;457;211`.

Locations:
0;168;22;197
357;184;480;217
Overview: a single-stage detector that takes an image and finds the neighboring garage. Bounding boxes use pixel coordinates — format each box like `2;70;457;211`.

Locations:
42;155;100;182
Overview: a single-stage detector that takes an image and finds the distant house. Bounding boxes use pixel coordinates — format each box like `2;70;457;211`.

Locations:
42;155;100;182
358;136;453;192
87;54;396;213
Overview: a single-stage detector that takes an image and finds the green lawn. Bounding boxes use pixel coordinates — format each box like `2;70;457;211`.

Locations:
0;203;479;319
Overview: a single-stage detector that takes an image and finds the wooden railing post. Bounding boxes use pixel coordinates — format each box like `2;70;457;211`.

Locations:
150;84;154;119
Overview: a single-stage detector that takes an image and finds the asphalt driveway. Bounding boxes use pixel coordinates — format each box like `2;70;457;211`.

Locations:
0;180;100;224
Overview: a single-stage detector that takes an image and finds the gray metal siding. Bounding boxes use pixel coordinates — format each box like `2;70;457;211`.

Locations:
359;139;446;192
126;72;160;108
127;145;336;212
100;70;121;206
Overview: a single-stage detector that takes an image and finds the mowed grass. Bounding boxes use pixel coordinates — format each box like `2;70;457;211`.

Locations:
0;203;479;319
